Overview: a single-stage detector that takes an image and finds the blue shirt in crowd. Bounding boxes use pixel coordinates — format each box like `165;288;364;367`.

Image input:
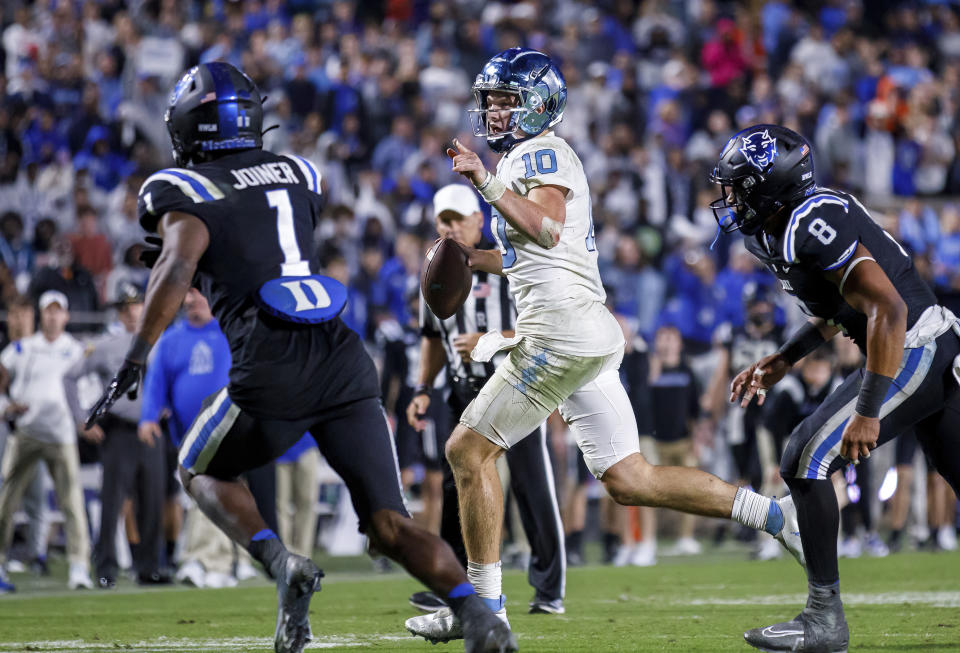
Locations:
140;318;231;447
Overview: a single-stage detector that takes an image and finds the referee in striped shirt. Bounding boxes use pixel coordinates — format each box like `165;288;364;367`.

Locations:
405;184;565;615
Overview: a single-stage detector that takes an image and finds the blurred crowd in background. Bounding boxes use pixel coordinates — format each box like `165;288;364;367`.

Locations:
0;0;958;589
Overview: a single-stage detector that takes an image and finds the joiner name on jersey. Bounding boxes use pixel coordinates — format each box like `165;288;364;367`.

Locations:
230;162;299;189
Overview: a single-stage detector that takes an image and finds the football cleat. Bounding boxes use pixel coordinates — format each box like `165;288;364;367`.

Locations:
176;560;206;587
68;563;93;590
409;590;447;612
405;595;511;647
774;495;805;567
274;554;324;653
529;596;565;614
745;584;848;653
744;612;848;652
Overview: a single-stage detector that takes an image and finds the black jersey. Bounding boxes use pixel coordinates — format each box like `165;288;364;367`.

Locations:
744;188;936;351
137;149;379;420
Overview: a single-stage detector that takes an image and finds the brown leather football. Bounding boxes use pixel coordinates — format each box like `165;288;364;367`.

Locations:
421;238;472;319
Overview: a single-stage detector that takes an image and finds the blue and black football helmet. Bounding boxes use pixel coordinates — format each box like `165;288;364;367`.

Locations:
469;48;567;153
709;124;816;236
165;62;264;167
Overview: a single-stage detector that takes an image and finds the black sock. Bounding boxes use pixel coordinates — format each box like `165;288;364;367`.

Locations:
602;531;620;559
888;528;902;545
165;540;176;566
566;530;584;556
246;529;287;579
785;477;840;585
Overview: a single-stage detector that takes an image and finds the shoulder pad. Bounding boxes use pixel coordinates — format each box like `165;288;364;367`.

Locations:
138;168;226;232
139;168;226;211
782;192;850;265
281;154;323;195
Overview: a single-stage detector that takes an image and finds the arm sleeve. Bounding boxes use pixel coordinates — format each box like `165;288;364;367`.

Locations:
140;337;169;424
62;344;98;425
783;197;860;271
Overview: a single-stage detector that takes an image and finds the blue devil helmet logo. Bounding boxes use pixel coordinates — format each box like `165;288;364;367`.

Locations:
739;129;778;171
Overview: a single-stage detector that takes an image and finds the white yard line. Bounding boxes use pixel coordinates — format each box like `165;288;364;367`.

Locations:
0;633;414;651
597;590;960;609
679;591;960;608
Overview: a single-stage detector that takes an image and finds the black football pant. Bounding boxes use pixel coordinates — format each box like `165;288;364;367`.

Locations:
95;416;165;579
780;330;960;586
443;393;566;602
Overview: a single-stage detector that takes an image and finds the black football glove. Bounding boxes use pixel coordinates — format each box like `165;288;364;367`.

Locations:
85;359;144;429
139;236;163;269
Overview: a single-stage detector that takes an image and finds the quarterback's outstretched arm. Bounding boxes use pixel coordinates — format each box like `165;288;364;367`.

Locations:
447;139;567;249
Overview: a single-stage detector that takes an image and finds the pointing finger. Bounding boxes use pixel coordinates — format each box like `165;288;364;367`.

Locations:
453;138;472;154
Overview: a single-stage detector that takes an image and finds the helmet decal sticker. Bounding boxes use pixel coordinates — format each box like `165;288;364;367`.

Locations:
740;129;778;171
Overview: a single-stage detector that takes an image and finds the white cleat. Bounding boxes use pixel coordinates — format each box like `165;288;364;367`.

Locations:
838;536;862;559
405;604;509;644
668;537;702;556
774;495;805;568
235;560;259;581
630;541;657;567
938;526;958;552
67;563;93;590
204;571;238;588
176;560;206;588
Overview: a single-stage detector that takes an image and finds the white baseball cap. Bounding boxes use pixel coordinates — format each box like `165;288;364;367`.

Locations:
433;184;481;218
39;290;69;311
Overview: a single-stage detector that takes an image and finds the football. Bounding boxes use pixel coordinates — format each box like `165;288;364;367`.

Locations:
420;238;472;319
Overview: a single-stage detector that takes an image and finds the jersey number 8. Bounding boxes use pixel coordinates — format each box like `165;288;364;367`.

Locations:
808;217;837;245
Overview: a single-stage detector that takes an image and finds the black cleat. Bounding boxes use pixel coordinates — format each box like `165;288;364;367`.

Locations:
97;576;117;590
529;596;565;614
460;594;517;653
137;570;174;585
274;554;324;653
744;583;848;652
409;590;447;612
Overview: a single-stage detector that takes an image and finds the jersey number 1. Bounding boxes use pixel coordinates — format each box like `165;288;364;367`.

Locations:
266;189;310;276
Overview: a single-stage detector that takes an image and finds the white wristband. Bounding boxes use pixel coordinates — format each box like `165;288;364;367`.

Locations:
475;171;506;204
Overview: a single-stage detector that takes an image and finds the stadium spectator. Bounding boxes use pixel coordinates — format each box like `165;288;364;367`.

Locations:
63;282;169;589
0;290;91;591
67;205;112;293
275;434;321;560
0;293;52;581
648;325;702;559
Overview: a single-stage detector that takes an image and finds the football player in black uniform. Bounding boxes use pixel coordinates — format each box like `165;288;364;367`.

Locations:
86;62;516;653
712;124;960;652
705;281;784;494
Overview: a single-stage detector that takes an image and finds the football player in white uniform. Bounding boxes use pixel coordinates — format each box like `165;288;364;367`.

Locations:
406;48;801;644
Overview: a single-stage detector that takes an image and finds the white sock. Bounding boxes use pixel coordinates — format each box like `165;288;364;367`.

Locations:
731;486;773;532
467;560;502;601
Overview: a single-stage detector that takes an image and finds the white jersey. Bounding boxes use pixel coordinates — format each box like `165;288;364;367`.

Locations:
492;133;623;356
0;332;83;444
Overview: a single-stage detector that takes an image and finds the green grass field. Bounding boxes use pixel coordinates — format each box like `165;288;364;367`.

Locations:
1;547;959;652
